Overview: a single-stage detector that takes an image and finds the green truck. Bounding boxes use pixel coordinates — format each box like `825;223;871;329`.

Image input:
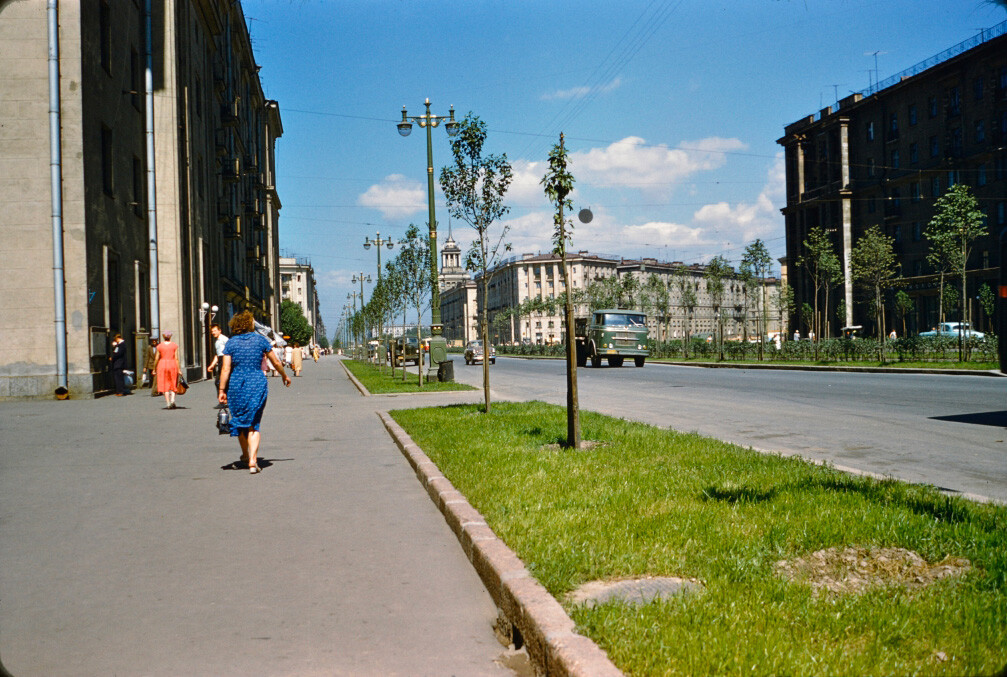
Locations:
575;309;649;368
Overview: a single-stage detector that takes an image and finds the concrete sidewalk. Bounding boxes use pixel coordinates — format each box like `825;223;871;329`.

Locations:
0;358;519;676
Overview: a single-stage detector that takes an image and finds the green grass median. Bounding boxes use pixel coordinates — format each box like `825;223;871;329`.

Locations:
342;358;474;394
391;401;1006;676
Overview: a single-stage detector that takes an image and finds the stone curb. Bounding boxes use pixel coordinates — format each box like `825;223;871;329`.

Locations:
378;411;624;677
339;358;371;396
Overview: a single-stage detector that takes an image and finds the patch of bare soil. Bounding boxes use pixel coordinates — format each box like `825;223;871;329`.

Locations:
774;546;971;595
540;440;606;452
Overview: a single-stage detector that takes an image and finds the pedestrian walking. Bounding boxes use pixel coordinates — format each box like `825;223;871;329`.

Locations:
283;343;293;369
142;338;158;394
217;310;291;474
206;323;229;394
153;331;180;409
109;333;129;396
291;342;303;376
312;344;319;362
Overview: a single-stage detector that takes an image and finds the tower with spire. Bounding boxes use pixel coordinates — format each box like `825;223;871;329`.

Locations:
438;222;469;291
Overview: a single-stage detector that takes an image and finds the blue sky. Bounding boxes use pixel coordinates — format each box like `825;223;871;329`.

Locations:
241;0;1007;337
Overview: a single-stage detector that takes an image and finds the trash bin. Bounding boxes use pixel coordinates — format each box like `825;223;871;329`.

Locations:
437;359;454;383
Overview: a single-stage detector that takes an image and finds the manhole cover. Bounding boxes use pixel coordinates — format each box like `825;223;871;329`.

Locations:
567;577;703;607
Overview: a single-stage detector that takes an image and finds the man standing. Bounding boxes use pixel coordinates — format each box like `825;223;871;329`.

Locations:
109;333;129;396
206;324;228;405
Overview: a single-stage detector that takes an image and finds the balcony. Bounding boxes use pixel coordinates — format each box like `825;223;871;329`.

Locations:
214;129;228;157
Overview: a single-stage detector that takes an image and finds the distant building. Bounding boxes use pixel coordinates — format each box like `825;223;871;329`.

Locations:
778;22;1007;337
439;250;780;346
0;1;280;398
279;256;320;342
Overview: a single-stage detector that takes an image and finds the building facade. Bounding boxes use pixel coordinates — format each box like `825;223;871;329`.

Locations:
278;255;320;341
440;250;780;346
778;22;1007;337
0;0;281;398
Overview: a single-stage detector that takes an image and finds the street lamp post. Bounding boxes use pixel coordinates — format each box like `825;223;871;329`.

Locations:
364;233;394;338
199;302;218;377
352;273;371;345
347;291;359;354
396;98;460;339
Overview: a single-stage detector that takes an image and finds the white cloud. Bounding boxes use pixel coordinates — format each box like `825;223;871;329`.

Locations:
570;136;747;193
357;174;426;218
542;77;622;101
690;154;786;251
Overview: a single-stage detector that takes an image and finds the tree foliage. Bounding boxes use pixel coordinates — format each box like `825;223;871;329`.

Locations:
541;132;580;449
440;113;513;412
851;225;897;357
280;300;313;346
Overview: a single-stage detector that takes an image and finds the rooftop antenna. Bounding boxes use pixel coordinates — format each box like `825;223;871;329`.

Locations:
864;51;887;91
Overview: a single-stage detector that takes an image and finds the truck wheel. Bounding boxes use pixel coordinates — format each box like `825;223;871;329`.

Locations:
590;354;601;368
635;356;645;367
609;355;624;367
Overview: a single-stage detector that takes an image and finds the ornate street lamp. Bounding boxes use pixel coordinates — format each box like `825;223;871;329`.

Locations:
396;98;460;339
363;231;394;281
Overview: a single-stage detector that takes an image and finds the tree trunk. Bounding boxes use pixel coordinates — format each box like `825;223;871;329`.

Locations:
561;257;580;449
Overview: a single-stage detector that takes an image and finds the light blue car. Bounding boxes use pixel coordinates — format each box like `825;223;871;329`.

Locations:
919;322;985;339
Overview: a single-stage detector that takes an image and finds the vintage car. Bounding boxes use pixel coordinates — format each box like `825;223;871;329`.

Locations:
464;339;496;365
919;322;985;339
393;336;420;365
575;309;649;367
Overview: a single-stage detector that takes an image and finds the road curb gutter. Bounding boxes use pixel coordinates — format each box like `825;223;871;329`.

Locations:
339;358;371;396
378;411;624;677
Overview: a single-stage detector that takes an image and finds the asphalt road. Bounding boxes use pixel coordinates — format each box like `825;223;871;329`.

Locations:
451;357;1007;504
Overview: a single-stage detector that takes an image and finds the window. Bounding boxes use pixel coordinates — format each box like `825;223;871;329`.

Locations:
932;176;941;197
132;156;144;216
1000;66;1007;91
930;136;939;158
868;196;876;214
100;1;112;75
890;149;899;169
948;86;961;116
908;104;917;126
950;128;962;157
983;250;989;269
929;96;938;118
973;77;983;101
866;122;874;142
893;224;901;243
909;142;918;164
999;202;1006;226
889;112;898;136
867;158;875;177
912;222;921;241
911;182;920;203
975;120;985;143
948;170;959;188
101;125;113;196
978;164;987;186
130;48;141;110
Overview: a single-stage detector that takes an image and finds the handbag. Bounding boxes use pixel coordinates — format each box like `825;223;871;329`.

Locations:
216;405;231;435
123;370;135;387
176;374;188;395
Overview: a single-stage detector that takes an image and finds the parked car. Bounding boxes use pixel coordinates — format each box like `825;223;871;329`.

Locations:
919;322;985;339
394;336;420;365
464;340;496;365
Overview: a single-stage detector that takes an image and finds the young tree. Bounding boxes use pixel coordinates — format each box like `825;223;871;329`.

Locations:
979;283;996;335
541;132;580;449
394;224;433;386
797;227;841;350
894;290;914;338
280;300;313;346
674;265;697;357
851;225;897;359
927;184;987;359
742;239;773;360
644;273;671;342
776;283;795;343
440;113;513;412
704;256;731;360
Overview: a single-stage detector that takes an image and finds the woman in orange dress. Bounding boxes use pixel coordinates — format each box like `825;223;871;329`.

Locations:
153;331;180;409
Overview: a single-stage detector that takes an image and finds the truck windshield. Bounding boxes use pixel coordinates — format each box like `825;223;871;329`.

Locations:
599;313;645;327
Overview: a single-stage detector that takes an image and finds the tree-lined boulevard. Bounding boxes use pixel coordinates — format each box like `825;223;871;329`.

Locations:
448;357;1007;504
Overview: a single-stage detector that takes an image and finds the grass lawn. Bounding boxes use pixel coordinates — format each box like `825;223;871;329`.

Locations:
341;358;475;394
391;401;1006;676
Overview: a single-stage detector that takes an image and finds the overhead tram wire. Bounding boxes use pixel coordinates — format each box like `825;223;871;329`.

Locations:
516;0;682;161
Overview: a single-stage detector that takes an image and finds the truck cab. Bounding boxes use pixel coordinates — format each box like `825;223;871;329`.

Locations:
575;309;649;368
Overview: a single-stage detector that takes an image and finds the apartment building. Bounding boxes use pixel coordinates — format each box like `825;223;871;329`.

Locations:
440;250;780;346
0;0;281;398
279;256;320;339
778;22;1007;336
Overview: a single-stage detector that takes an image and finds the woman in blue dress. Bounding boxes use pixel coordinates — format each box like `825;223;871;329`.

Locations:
217;311;291;473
